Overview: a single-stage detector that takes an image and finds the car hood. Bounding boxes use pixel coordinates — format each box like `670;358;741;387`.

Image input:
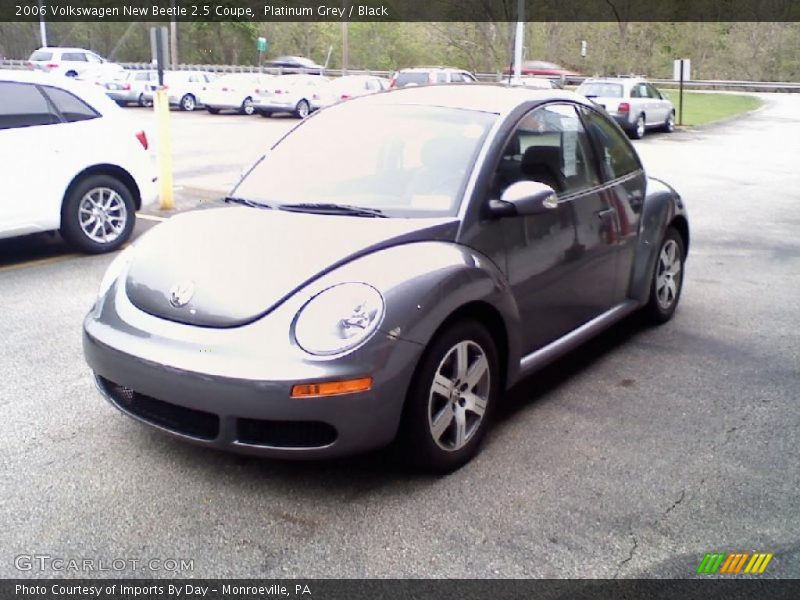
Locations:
125;207;459;328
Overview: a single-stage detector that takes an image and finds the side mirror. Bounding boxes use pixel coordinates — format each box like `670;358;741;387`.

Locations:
488;181;559;218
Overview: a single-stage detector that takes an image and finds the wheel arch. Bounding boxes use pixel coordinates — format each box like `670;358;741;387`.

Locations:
669;214;690;255
61;164;141;224
424;300;510;392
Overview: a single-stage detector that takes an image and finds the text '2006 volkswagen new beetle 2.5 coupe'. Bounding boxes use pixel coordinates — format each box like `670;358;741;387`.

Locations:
83;85;689;472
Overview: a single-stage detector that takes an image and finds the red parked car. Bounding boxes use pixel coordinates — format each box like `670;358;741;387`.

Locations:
503;61;580;79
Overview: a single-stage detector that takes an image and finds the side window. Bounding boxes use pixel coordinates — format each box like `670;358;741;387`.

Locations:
86;53;103;64
646;84;662;99
41;87;100;123
450;73;464;83
462;72;477;82
630;85;641;98
435;72;448;83
580;107;641;181
489;103;601;198
0;82;59;129
62;53;88;62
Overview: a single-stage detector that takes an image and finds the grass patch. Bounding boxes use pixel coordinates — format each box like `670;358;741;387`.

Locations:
660;90;762;126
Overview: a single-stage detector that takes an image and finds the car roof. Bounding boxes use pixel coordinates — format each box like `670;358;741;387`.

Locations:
398;66;469;73
0;69;123;116
358;83;589;115
581;77;647;85
33;47;93;53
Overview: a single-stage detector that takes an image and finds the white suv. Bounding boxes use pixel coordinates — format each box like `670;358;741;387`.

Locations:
0;71;157;253
28;47;123;80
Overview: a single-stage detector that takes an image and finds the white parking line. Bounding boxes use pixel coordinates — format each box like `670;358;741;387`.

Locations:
137;213;168;222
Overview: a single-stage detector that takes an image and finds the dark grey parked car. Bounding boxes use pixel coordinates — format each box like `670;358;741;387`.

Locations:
83;85;689;472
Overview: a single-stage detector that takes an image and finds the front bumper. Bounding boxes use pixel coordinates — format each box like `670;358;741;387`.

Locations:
83;283;423;459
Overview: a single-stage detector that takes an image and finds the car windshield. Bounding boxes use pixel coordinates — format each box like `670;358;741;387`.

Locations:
234;103;496;217
578;82;624;98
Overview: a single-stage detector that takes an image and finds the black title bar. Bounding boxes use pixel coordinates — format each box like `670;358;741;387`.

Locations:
3;0;800;22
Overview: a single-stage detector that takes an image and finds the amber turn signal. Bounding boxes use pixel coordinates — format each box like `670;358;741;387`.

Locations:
291;377;373;398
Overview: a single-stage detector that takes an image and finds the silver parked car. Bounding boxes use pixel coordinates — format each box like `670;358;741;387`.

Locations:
84;85;689;472
105;70;158;107
576;77;675;139
252;74;330;118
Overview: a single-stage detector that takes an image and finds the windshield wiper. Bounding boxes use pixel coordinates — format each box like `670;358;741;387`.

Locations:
278;203;387;218
224;196;274;210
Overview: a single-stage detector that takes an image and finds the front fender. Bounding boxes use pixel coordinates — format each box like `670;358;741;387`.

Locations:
629;177;689;304
307;241;524;388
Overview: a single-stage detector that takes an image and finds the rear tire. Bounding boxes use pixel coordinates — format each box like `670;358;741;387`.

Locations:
240;97;254;115
644;227;685;324
60;175;136;254
399;320;499;473
630;114;646;139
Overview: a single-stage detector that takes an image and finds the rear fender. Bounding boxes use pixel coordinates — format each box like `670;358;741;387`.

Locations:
629;177;689;304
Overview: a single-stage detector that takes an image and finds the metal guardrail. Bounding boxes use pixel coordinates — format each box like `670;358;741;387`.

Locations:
2;59;799;92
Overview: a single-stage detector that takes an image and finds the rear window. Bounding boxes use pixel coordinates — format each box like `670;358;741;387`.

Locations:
578;83;624;98
395;72;430;86
41;86;100;123
0;82;59;129
29;51;53;61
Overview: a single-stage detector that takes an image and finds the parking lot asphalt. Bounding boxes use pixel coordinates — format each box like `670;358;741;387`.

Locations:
1;95;798;578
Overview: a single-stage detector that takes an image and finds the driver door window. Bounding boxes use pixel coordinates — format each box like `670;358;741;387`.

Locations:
490;103;601;199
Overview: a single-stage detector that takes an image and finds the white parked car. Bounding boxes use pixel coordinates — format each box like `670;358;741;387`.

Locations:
252;74;330;118
202;73;272;115
28;47;124;80
0;71;157;253
142;70;216;111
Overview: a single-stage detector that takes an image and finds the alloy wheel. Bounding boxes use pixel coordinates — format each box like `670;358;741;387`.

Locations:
656;239;682;310
78;187;128;244
427;340;490;452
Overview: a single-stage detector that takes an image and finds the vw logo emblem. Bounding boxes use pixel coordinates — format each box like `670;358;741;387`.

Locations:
169;280;195;308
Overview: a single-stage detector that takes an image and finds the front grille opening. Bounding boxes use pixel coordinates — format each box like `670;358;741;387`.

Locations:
99;376;219;441
237;418;337;448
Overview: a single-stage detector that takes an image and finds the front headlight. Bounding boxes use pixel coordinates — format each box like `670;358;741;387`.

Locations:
294;283;384;356
97;245;135;299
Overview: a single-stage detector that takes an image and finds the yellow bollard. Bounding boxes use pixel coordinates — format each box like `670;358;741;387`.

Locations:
154;88;174;210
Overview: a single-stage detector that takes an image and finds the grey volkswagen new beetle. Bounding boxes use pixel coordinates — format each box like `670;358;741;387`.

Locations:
83;85;688;472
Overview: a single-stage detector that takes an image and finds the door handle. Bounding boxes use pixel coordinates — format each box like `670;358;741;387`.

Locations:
596;207;616;218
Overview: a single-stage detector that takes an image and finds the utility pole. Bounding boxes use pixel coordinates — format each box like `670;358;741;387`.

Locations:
38;0;48;47
513;0;524;82
341;17;349;73
170;0;178;69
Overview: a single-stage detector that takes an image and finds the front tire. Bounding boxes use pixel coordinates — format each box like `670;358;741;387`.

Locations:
400;320;499;473
179;94;196;112
295;99;310;119
60;175;135;254
663;111;676;133
644;227;685;324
